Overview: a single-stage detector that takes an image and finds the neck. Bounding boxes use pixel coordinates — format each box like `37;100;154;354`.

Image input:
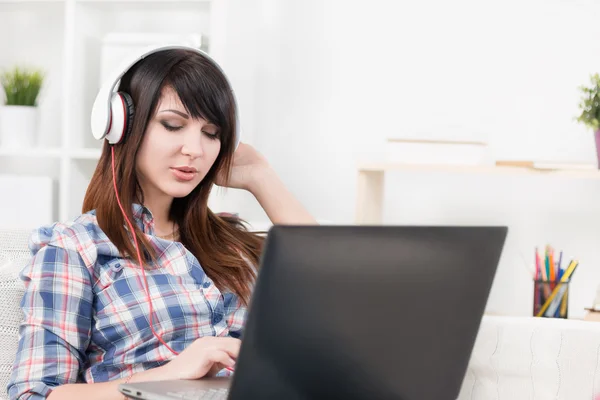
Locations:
142;193;174;236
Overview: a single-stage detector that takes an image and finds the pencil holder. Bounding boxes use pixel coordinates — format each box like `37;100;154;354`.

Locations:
533;279;570;318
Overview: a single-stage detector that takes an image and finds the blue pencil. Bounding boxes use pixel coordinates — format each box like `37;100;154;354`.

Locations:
557;251;563;281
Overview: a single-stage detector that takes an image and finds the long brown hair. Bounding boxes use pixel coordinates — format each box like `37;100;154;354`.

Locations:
83;49;264;305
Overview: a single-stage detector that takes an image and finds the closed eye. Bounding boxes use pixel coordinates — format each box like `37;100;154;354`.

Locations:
203;130;220;140
161;120;220;139
161;121;183;132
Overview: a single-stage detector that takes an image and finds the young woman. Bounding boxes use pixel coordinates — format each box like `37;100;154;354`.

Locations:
7;47;315;400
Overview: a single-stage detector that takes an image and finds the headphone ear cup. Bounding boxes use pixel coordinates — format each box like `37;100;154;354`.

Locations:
105;92;135;144
118;92;135;141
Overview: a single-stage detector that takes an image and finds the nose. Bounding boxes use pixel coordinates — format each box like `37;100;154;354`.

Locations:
180;132;205;160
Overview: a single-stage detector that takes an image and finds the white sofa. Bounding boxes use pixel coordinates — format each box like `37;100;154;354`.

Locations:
0;229;35;400
458;315;600;399
1;228;600;400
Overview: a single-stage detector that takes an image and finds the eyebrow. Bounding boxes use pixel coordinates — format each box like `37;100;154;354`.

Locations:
159;109;189;119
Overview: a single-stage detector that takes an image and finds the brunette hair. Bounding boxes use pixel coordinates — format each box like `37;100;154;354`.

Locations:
83;49;263;305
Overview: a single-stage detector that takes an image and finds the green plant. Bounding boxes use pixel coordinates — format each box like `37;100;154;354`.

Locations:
0;66;44;106
576;73;600;131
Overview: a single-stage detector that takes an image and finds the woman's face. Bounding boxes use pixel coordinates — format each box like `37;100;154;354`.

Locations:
136;86;222;201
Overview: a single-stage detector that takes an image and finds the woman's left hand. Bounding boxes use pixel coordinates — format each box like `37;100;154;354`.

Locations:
215;142;271;191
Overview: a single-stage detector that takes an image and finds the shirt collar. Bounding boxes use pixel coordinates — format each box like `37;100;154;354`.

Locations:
132;203;155;235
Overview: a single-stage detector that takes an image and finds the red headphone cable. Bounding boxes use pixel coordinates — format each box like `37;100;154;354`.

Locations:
111;146;179;357
110;146;235;373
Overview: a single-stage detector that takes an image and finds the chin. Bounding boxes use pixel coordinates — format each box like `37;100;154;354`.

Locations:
162;182;199;199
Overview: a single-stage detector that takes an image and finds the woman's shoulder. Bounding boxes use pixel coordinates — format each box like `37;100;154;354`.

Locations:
29;210;110;268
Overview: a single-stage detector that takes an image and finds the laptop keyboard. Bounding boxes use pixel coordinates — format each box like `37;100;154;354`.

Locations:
166;388;229;400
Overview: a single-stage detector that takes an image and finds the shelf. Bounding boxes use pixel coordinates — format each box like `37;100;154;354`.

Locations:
358;163;600;179
0;147;62;158
0;2;65;149
356;162;600;225
76;0;209;2
0;147;103;159
0;0;63;3
75;0;210;12
69;148;102;160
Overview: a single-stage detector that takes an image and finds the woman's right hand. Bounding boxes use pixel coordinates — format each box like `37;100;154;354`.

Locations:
159;337;241;380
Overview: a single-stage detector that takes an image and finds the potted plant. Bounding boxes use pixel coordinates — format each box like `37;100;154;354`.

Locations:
576;73;600;168
0;66;44;149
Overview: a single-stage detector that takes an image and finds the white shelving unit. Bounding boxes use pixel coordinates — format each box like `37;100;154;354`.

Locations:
0;0;227;224
355;162;600;225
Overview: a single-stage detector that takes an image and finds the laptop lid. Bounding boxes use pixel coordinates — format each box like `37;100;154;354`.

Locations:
228;225;507;400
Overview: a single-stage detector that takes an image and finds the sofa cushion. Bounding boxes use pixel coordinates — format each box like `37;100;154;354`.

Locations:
0;229;33;263
0;257;28;400
0;229;32;400
458;316;600;399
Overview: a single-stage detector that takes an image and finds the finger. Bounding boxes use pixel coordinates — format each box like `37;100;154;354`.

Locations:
197;337;241;351
195;336;239;346
206;348;236;368
214;338;242;359
193;337;241;359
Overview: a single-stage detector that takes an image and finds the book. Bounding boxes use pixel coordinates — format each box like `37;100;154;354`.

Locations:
387;138;487;146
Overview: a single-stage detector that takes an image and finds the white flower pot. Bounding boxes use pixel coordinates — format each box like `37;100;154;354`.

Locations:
0;105;39;149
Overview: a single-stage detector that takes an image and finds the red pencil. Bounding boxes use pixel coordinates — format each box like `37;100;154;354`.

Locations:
535;247;540;280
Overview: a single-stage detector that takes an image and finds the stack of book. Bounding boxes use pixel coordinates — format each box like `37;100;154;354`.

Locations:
385;138;490;165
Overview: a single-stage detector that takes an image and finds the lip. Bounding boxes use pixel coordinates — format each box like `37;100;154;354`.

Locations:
172;166;198;173
170;167;198;182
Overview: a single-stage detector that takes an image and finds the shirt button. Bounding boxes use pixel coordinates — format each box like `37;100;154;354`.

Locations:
202;282;211;289
111;263;123;272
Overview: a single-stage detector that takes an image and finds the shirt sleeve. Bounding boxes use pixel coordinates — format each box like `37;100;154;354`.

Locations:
7;239;94;399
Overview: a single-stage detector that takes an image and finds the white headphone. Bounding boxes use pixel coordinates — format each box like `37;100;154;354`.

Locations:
90;44;241;148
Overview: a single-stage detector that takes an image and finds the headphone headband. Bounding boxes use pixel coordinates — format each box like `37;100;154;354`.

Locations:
90;44;241;147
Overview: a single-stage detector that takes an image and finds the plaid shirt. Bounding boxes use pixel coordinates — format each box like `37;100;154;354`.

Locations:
7;204;247;399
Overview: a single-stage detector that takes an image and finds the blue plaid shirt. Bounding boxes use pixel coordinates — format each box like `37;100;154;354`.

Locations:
7;204;247;399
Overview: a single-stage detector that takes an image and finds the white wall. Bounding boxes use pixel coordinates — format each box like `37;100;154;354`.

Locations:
222;0;600;318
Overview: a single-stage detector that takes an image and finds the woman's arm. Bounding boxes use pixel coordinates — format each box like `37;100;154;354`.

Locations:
48;336;240;399
47;367;166;400
6;231;179;400
216;143;317;225
8;242;94;399
248;167;317;225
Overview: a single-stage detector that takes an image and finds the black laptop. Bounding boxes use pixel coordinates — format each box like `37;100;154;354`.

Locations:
120;225;507;400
